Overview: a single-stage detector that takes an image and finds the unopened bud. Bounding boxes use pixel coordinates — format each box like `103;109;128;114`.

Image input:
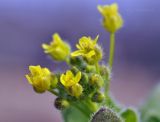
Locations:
100;65;111;81
69;56;86;70
68;83;83;98
50;74;58;88
92;92;105;103
90;74;104;88
54;97;69;110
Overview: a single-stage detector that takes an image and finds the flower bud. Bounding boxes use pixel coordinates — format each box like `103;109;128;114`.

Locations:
50;74;58;89
68;84;83;98
89;74;104;88
100;65;111;81
91;92;105;103
86;65;96;73
54;97;69;110
25;65;51;93
98;3;123;33
70;66;79;74
69;56;86;70
80;72;89;85
42;33;70;61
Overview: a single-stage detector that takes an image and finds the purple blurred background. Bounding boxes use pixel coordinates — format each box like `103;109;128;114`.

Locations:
0;0;160;122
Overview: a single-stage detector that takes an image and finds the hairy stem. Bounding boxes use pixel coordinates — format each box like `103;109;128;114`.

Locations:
108;33;115;70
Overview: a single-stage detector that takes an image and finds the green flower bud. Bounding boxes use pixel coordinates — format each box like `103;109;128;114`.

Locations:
50;74;58;89
86;65;96;73
69;56;86;70
91;92;105;103
54;97;69;110
100;65;111;81
80;72;89;85
90;74;104;88
68;83;83;98
70;66;79;74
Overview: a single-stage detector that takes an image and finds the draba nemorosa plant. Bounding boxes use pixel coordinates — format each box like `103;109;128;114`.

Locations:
25;3;159;122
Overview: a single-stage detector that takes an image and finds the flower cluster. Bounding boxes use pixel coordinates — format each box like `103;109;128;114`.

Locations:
26;34;108;111
25;3;139;122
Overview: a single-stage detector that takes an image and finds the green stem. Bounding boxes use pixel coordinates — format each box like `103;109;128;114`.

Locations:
105;33;115;96
48;89;59;96
72;102;90;118
108;33;115;70
104;33;121;112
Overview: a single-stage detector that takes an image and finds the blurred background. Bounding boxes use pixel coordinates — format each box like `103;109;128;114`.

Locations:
0;0;160;122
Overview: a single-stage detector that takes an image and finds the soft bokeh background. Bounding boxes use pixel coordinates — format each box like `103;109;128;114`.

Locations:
0;0;160;122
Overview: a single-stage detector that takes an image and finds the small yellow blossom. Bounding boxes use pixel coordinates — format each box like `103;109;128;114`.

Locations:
68;83;83;98
98;3;123;33
60;70;81;87
60;70;83;98
42;33;70;61
25;65;51;93
71;36;102;64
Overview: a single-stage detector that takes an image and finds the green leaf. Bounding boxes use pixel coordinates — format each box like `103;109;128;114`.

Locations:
62;104;90;122
140;83;160;122
121;108;138;122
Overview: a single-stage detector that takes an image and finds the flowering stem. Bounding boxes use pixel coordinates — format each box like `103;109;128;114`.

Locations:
48;89;59;96
106;33;115;93
105;33;115;95
108;33;115;70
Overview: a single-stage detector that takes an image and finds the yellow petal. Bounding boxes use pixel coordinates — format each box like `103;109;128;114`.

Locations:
110;3;118;13
71;50;84;57
42;68;51;77
25;75;33;84
60;74;66;86
29;65;41;75
85;50;95;58
93;35;99;45
76;44;81;49
75;72;81;83
53;33;62;43
66;70;74;78
42;43;49;50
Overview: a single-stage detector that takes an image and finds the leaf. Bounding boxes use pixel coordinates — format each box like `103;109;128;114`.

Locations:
140;83;160;122
121;108;138;122
62;104;90;122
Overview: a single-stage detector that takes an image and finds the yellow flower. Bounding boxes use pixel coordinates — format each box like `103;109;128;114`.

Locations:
42;33;70;61
60;70;83;98
71;35;102;64
98;3;123;33
60;70;81;87
25;65;51;93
